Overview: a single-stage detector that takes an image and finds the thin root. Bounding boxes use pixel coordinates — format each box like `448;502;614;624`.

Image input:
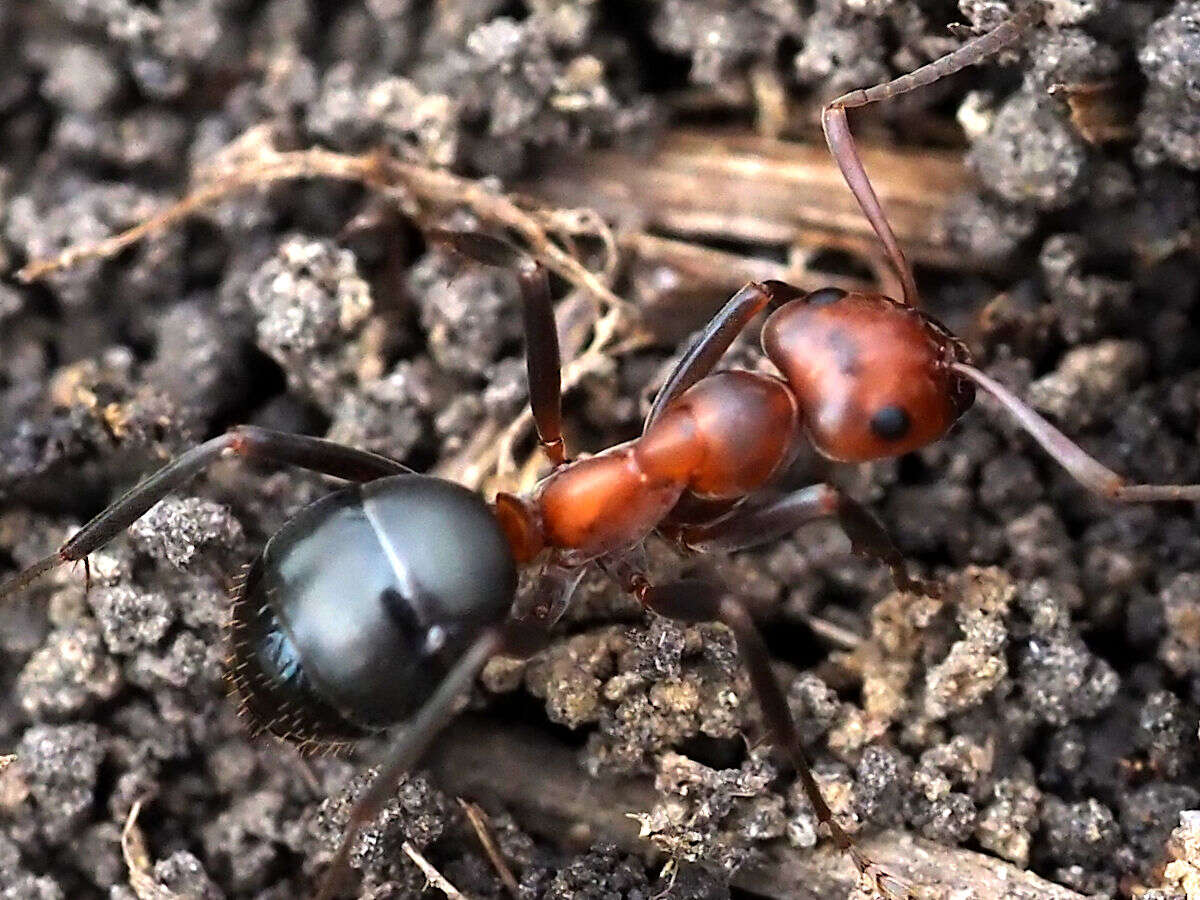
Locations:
18;136;638;492
17;140;631;316
17;147;378;283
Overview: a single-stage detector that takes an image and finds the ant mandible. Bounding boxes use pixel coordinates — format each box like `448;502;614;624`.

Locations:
2;4;1197;899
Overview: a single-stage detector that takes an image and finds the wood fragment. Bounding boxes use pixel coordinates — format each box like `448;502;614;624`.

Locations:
621;231;874;343
431;720;1088;900
1049;80;1136;145
0;753;27;811
522;128;986;277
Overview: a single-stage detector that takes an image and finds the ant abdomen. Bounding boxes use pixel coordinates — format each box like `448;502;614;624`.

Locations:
762;291;975;462
229;475;518;745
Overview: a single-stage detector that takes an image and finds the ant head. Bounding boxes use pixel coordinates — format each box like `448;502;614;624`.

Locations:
761;289;974;462
229;475;518;744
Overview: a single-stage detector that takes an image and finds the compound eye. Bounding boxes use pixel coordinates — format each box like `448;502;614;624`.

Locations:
804;287;847;307
870;404;911;442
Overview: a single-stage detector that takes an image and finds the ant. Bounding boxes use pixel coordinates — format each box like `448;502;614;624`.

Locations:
2;3;1197;898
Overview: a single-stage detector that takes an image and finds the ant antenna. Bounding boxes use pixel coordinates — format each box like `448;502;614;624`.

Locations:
822;2;1046;306
954;362;1200;502
0;553;64;601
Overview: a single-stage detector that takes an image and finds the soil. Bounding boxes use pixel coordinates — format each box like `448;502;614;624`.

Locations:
1;1;1199;899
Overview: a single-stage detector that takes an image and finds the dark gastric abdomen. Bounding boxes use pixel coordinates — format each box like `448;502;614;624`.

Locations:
229;475;517;746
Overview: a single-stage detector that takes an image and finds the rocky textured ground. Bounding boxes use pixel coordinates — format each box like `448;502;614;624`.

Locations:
1;1;1200;898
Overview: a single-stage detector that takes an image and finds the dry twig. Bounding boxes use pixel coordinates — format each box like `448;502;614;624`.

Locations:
122;798;181;900
403;841;471;899
460;798;521;898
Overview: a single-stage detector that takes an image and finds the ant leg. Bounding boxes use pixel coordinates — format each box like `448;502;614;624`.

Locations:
0;426;412;600
630;575;911;899
430;229;566;466
513;559;588;625
315;626;508;900
644;279;806;431
681;484;938;596
821;2;1045;307
955;362;1200;503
